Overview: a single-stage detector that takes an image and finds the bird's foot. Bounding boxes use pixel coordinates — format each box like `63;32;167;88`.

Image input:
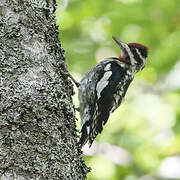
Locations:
75;107;80;112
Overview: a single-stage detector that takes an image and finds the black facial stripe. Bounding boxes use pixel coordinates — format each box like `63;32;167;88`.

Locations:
131;47;144;65
138;48;148;58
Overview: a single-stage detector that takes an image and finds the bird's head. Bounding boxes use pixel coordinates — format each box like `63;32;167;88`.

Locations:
112;36;149;71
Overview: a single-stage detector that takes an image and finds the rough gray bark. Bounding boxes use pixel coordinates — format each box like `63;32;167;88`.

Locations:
0;0;89;179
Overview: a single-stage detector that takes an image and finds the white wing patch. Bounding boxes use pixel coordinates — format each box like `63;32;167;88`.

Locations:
104;63;111;71
96;71;112;99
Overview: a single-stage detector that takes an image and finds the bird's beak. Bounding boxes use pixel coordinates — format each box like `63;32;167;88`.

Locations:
112;36;128;50
112;36;131;64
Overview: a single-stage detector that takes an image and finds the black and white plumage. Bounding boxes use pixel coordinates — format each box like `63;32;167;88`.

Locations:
70;36;149;148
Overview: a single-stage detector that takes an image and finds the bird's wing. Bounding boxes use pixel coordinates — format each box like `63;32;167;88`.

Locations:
78;61;109;146
88;61;133;146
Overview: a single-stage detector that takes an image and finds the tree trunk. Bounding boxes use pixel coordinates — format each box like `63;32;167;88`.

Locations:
0;0;89;179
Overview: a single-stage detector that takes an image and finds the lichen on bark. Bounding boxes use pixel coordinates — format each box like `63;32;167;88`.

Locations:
0;0;89;179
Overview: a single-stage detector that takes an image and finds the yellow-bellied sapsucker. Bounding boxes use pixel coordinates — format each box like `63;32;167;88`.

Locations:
69;36;149;148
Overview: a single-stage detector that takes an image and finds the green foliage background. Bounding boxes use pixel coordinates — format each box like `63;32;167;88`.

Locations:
56;0;180;179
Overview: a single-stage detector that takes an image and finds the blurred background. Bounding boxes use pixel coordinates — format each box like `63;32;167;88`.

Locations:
56;0;180;179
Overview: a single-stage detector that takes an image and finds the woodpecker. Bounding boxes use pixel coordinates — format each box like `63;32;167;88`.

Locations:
70;36;149;148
